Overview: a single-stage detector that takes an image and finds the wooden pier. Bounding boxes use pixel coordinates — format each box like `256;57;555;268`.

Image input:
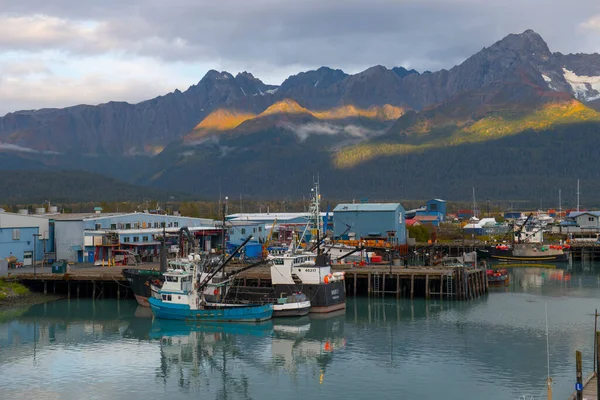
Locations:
567;371;597;400
234;265;488;300
7;262;488;300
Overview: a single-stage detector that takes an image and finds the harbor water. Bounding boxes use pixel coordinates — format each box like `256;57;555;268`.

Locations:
2;262;600;399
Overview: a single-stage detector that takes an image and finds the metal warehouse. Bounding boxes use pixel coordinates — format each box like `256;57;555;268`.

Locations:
333;203;406;245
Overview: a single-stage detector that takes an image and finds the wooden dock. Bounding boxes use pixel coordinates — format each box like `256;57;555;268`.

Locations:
234;264;488;300
567;372;597;400
7;262;488;301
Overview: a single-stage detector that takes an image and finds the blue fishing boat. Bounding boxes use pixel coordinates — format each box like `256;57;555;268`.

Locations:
149;235;274;322
149;297;273;322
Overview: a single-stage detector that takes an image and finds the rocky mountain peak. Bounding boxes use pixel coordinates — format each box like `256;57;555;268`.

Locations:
279;66;348;91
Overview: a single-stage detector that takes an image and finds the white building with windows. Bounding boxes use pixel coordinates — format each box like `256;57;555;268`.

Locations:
567;211;600;230
51;211;217;263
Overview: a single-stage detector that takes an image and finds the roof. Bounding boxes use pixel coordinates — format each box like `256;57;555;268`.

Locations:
428;199;446;203
569;211;600;218
227;220;265;227
413;215;439;221
86;226;218;235
406;219;421;226
51;212;126;221
227;212;328;222
333;203;401;212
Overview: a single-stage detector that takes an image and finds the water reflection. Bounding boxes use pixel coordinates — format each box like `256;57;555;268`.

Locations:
268;311;346;381
3;263;600;400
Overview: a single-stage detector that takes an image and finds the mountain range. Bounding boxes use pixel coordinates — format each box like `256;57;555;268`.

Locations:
2;29;600;204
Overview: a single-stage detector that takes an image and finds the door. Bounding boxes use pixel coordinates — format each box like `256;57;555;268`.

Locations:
77;251;83;263
23;251;33;266
87;251;94;263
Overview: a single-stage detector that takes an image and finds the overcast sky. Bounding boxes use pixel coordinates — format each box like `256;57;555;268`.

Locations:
0;0;599;116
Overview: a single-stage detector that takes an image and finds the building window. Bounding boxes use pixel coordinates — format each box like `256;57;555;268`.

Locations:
398;214;403;224
12;229;20;240
123;237;130;243
133;236;139;242
174;222;179;228
258;226;262;232
241;228;246;235
168;222;173;228
95;223;101;230
111;224;117;230
253;228;256;233
143;236;149;242
125;223;131;229
430;203;438;211
589;217;595;222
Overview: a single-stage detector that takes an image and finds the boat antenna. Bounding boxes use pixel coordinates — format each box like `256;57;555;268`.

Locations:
545;302;553;400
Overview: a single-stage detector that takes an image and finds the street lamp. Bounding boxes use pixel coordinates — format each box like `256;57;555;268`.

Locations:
33;233;42;276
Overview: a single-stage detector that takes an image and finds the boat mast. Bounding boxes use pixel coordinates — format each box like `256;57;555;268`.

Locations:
222;196;228;274
577;179;580;212
558;189;562;221
472;187;477;219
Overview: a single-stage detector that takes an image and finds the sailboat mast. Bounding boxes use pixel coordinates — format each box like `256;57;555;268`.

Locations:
472;187;476;219
222;196;228;275
558;189;562;220
577;179;580;212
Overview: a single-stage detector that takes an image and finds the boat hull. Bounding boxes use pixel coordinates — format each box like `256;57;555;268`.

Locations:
477;248;568;263
148;297;273;322
273;300;311;317
274;280;346;314
123;269;164;307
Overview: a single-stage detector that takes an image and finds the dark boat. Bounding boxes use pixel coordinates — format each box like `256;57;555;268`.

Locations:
487;268;510;286
476;212;569;263
476;244;569;263
123;268;164;307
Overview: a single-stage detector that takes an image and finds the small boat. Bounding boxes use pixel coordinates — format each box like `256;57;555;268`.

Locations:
487;268;510;286
149;236;274;323
273;293;311;317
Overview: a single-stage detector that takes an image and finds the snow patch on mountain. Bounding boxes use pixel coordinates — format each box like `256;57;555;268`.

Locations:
562;68;600;101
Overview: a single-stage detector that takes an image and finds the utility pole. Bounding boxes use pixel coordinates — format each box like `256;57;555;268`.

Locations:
159;223;167;273
33;233;42;276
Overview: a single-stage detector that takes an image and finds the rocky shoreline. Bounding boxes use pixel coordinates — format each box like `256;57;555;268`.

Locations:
0;292;63;309
0;279;63;309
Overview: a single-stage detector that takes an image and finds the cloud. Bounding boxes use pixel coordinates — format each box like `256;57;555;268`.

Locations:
0;55;194;115
282;122;383;142
1;0;600;113
580;15;600;31
0;142;60;154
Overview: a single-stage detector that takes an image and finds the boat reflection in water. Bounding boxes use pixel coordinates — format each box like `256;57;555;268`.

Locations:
148;318;274;396
269;310;347;382
145;309;347;395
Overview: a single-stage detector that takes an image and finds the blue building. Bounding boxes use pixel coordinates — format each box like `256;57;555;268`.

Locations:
0;210;51;266
227;221;267;246
412;199;446;227
333;203;406;244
